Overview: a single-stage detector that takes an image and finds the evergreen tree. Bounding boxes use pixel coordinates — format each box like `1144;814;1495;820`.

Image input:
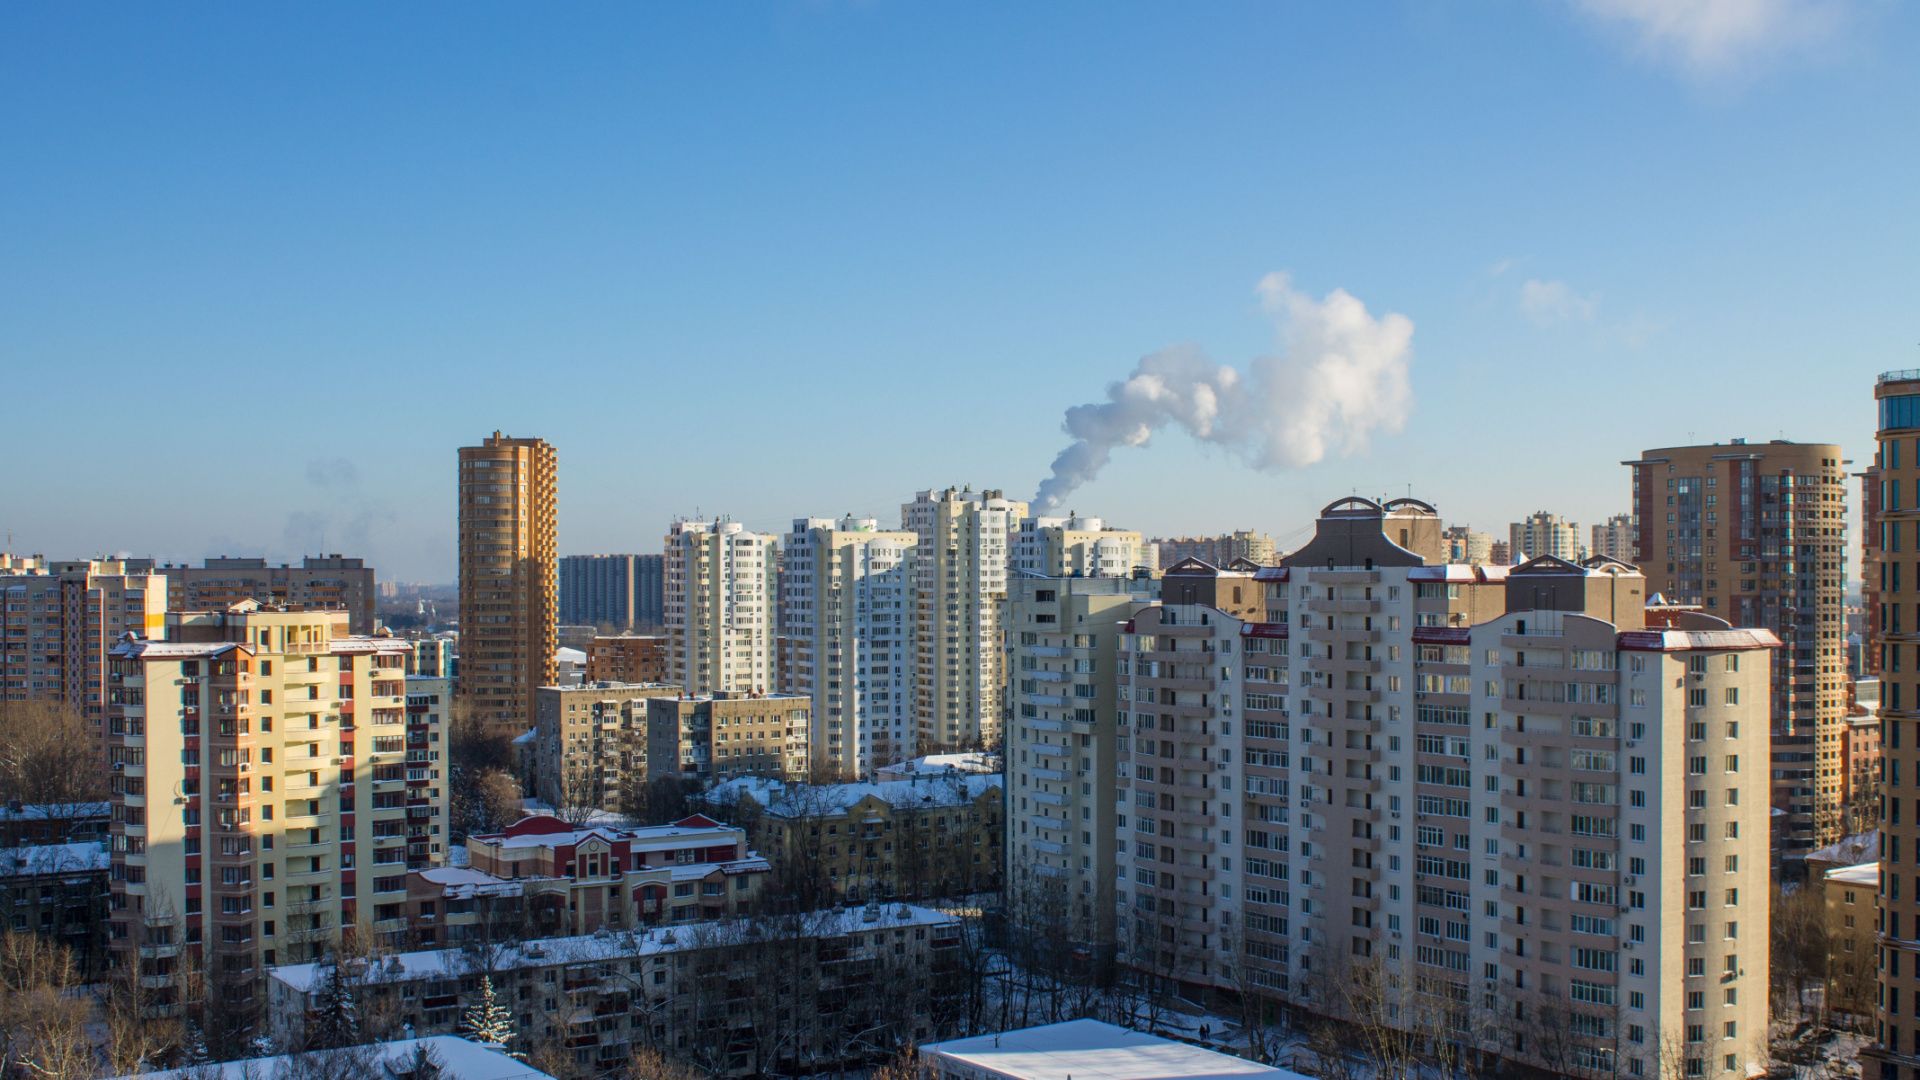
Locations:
305;961;360;1050
461;974;516;1054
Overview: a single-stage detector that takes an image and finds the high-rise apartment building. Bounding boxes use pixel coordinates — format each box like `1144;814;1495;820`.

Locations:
1509;510;1583;562
558;553;665;630
1105;498;1774;1080
663;520;777;697
0;557;168;741
1011;515;1145;578
105;603;441;1014
903;488;1028;751
1149;530;1279;569
782;516;918;777
1867;371;1920;1080
1625;440;1849;853
1005;572;1157;950
457;432;558;737
159;556;378;635
1441;526;1494;566
1591;514;1638;564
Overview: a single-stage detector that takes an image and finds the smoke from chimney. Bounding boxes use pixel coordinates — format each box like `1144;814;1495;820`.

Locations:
1032;272;1414;512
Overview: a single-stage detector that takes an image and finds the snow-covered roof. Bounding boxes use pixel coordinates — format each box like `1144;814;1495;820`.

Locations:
880;752;999;776
922;1019;1302;1080
1826;862;1879;888
555;647;587;663
1807;830;1878;868
0;841;108;878
127;1036;554;1080
708;772;1001;818
269;904;957;994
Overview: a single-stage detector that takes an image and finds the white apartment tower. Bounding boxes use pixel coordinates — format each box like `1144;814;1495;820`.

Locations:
1012;514;1145;579
1511;510;1584;562
1111;498;1773;1080
782;516;918;777
1591;513;1638;564
902;487;1028;750
663;520;777;697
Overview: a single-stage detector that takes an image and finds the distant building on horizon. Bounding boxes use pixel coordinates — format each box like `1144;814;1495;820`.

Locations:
558;553;664;630
1148;529;1277;568
1441;524;1493;565
1508;510;1583;562
157;555;377;634
1590;513;1638;564
458;431;558;736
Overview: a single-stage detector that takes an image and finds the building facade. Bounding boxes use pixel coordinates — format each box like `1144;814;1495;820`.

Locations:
1004;571;1157;949
1149;530;1279;568
1509;510;1584;562
1626;439;1849;854
647;692;811;785
782;516;918;778
533;682;681;811
1441;526;1494;566
559;554;664;630
1591;514;1639;564
1011;515;1145;578
457;432;559;737
105;603;443;1016
0;557;168;741
903;488;1028;751
159;556;377;635
585;634;667;685
663;521;777;697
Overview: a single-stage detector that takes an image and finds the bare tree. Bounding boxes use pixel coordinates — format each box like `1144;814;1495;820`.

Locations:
0;931;93;1079
1771;882;1830;1019
452;768;526;839
0;700;107;841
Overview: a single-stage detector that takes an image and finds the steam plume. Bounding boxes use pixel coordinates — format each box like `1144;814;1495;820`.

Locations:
1032;272;1414;512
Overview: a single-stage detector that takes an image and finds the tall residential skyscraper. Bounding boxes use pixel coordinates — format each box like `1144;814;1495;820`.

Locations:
1625;439;1849;854
1149;530;1278;568
1011;514;1145;578
106;604;438;1007
903;487;1028;751
663;520;777;697
558;553;664;629
457;431;558;736
0;557;168;741
1868;371;1919;1080
782;516;918;777
1509;510;1583;562
158;556;378;634
1590;513;1638;564
1108;499;1774;1080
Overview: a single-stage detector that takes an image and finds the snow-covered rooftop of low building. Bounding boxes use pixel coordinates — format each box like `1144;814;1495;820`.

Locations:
0;841;108;878
126;1036;554;1080
921;1019;1303;1080
269;904;956;994
1807;829;1878;868
877;752;1000;779
707;772;1000;818
1826;862;1879;888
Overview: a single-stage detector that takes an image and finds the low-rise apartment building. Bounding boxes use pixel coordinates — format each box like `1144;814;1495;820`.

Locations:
0;840;108;977
534;682;681;812
267;905;965;1077
647;692;810;785
584;635;667;685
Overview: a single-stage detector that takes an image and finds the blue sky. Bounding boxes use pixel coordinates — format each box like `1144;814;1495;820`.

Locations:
2;2;1913;582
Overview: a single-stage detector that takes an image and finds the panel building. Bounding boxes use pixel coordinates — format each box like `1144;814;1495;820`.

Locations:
1509;510;1584;562
457;431;559;737
0;557;168;743
1591;513;1638;564
903;487;1028;751
647;692;811;785
159;556;378;635
1011;514;1145;579
534;682;682;812
782;516;918;777
1625;440;1849;854
559;553;664;630
663;520;778;697
1149;530;1279;568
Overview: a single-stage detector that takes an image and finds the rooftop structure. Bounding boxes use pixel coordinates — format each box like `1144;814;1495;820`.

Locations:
129;1036;554;1080
920;1019;1302;1080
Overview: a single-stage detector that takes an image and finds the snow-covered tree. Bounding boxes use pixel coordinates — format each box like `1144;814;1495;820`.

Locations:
305;961;360;1050
461;974;516;1054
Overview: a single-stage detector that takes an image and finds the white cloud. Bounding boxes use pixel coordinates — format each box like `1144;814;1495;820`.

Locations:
1519;278;1600;324
1570;0;1852;78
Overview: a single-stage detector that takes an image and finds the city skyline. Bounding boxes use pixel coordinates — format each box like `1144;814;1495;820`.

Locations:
4;4;1913;582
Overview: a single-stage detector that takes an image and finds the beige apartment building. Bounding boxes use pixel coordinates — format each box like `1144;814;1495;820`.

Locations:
1867;371;1920;1080
1626;439;1849;854
782;516;918;777
104;602;444;1018
648;691;811;785
1004;571;1157;947
1150;530;1279;568
158;556;377;635
0;556;169;743
663;520;778;697
534;682;682;812
585;634;667;684
1510;510;1584;562
1011;514;1145;578
903;487;1028;751
1592;513;1638;564
1441;526;1494;566
457;431;558;737
1105;498;1774;1080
